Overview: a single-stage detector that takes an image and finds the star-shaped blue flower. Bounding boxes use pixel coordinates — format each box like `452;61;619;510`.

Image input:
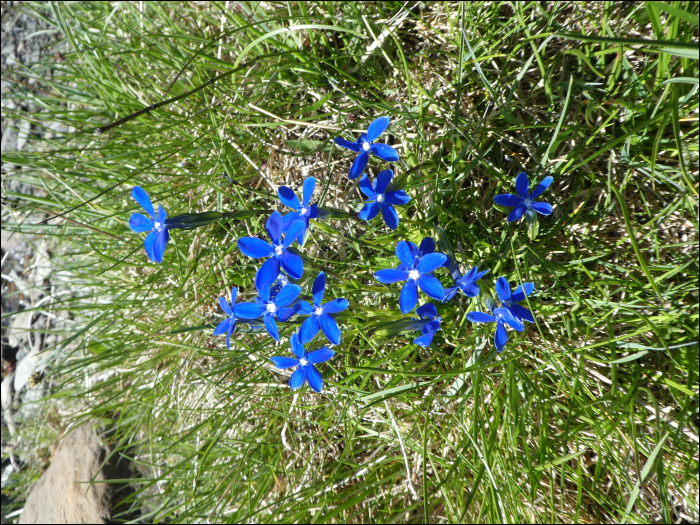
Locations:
237;211;305;290
444;266;490;301
334;116;399;180
494;172;553;222
128;187;170;263
235;281;302;341
270;333;335;393
398;237;450;271
412;303;443;347
374;241;447;314
213;286;262;349
358;170;411;230
467;296;525;353
278;176;318;238
297;272;349;345
495;276;535;323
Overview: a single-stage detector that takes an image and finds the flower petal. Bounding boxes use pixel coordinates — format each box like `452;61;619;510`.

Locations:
530;201;552;216
306;203;318;219
302;176;316;207
494;322;509;352
359;202;380;221
283;219;305;248
417;253;448;274
419;237;436;256
238;237;273;258
312;272;326;307
277;305;300;322
381;205;399;230
290;332;305;359
266;211;283;245
384;191;411;206
367;116;390;142
496;307;524;332
417;274;445;301
322;298;349;314
230;287;238;305
495;277;512;302
467;311;495;323
334;137;362;152
508;205;527;222
219;296;233;317
359;174;377;198
263;314;280;341
375;268;409;284
349;151;369;180
296;301;314;315
399;279;419;314
213;318;231;336
226;321;235;350
279;251;303;279
152;229;169;263
307;347;334;364
395;241;416;269
511;283;535;303
515;172;529;197
144;231;157;261
508;303;535;323
289;367;306;389
234;302;266;319
416;303;438;319
129;213;153;233
273;283;301;308
132;186;155;218
531;176;553;199
278;186;301;210
281;211;301;233
443;286;459;301
413;330;436;348
270;356;300;369
299;315;320;344
493;194;521;207
375;169;394;194
157;205;167;224
319;314;342;345
462;282;480;298
255;258;280;290
370;143;399;162
305;364;324;393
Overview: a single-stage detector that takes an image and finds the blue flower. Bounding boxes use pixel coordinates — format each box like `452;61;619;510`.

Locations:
278;176;318;237
213;286;258;350
235;280;302;341
412;303;443;347
270;332;335;393
237;211;305;290
444;266;490;301
467;296;524;352
297;272;349;345
358;170;411;230
495;276;535;323
398;237;450;271
334;116;399;180
494;172;553;222
375;241;447;314
128;187;170;263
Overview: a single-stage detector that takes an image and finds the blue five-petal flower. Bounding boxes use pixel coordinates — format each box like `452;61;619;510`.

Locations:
444;266;490;301
270;332;335;393
467;283;526;352
334;116;399;180
495;276;535;323
399;237;450;271
234;281;302;341
128;186;170;263
237;211;305;290
278;176;319;237
358;170;411;230
412;303;443;348
297;272;349;345
494;172;553;222
374;241;447;314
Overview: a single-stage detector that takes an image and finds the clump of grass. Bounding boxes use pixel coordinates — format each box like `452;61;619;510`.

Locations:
2;1;698;523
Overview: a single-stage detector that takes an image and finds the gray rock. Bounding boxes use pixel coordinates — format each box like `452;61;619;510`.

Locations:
18;421;113;524
13;348;39;393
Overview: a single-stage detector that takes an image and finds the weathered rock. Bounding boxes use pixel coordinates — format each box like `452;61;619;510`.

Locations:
19;421;112;524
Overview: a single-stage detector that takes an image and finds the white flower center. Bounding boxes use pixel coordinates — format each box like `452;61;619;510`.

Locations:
300;207;307;215
523;198;532;206
299;358;308;366
376;194;385;203
362;142;370;151
154;221;161;230
408;270;420;280
274;245;284;256
266;303;277;313
315;307;323;316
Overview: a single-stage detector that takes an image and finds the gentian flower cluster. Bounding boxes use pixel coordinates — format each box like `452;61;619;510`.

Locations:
334;116;399;180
